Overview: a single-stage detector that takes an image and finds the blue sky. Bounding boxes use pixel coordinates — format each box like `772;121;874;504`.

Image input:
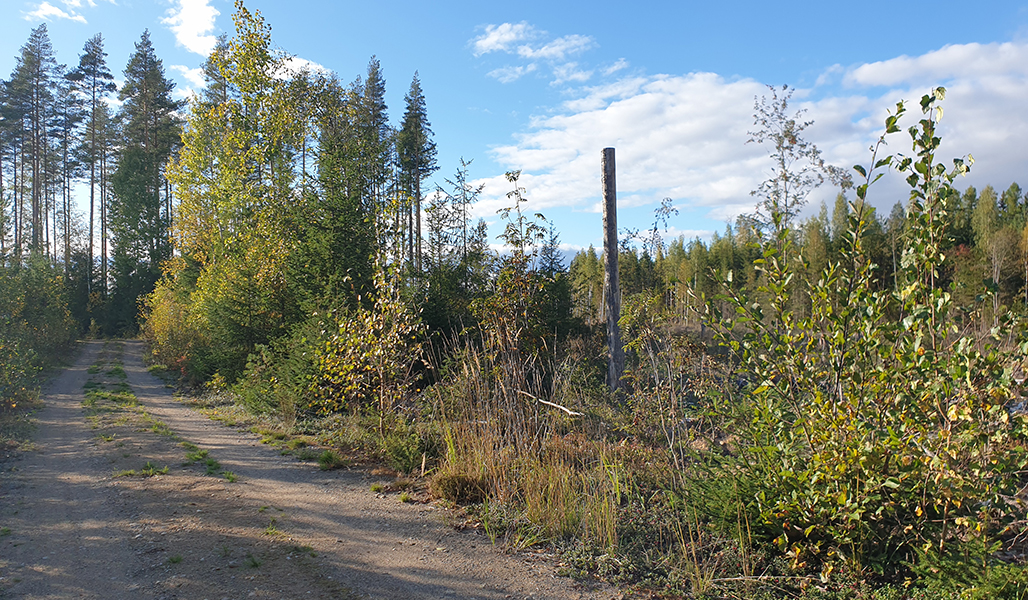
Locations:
3;0;1028;253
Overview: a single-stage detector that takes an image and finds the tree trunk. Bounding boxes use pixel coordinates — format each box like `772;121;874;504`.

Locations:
602;147;624;393
415;179;422;273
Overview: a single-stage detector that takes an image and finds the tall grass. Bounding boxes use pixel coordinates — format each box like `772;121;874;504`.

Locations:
429;337;624;550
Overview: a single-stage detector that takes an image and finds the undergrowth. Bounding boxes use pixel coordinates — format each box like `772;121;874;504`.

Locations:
138;90;1028;598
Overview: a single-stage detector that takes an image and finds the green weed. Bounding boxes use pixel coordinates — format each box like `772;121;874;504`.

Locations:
317;449;344;470
149;420;173;437
183;448;209;464
264;518;282;536
295;447;321;461
204;457;221;475
140;461;168;476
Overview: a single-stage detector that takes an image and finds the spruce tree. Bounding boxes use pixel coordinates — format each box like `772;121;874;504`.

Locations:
396;72;437;272
108;30;184;333
360;57;392;242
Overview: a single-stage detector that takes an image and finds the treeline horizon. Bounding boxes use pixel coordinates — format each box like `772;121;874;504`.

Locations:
0;21;181;334
574;178;1028;329
4;13;1028;344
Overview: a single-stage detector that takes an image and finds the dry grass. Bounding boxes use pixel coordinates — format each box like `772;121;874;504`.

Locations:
428;340;625;551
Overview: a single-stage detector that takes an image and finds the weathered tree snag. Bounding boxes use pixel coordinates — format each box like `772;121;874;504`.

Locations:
602;147;624;392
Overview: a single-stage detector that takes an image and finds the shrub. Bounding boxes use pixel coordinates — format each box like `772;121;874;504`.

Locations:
0;257;77;411
693;89;1028;582
430;472;489;505
307;267;424;417
140;260;207;379
0;338;38;412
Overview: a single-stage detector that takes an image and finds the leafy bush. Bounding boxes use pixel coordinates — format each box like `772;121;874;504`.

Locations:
307;267;424;416
141;259;207;379
0;257;77;411
0;338;38;412
693;89;1028;583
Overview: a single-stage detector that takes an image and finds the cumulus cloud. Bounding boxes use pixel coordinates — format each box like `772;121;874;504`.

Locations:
473;73;766;218
846;42;1028;87
171;65;206;89
24;2;88;23
472;40;1028;231
162;0;220;57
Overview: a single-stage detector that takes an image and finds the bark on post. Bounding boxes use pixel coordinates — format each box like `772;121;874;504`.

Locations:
602;147;624;392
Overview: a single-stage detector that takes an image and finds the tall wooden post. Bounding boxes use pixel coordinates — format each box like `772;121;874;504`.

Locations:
602;147;624;392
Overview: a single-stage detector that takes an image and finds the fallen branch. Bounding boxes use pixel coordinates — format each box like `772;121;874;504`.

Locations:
517;390;583;417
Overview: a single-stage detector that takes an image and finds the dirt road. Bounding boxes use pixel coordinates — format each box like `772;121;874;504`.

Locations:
0;340;617;599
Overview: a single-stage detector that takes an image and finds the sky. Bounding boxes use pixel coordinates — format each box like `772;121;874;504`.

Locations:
3;0;1028;254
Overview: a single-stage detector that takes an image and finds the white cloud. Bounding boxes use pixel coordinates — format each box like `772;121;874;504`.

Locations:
170;64;206;92
846;42;1028;87
473;40;1028;229
604;58;629;76
162;0;220;57
476;73;766;220
551;62;593;85
661;226;715;243
473;22;536;56
24;2;87;23
472;22;599;87
516;34;594;60
487;64;537;84
815;63;844;87
278;56;330;79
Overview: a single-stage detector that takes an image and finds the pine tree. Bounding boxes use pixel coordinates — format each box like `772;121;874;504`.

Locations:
7;25;60;256
396;72;437;272
0;75;25;258
67;33;116;294
0;79;11;257
51;70;84;274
